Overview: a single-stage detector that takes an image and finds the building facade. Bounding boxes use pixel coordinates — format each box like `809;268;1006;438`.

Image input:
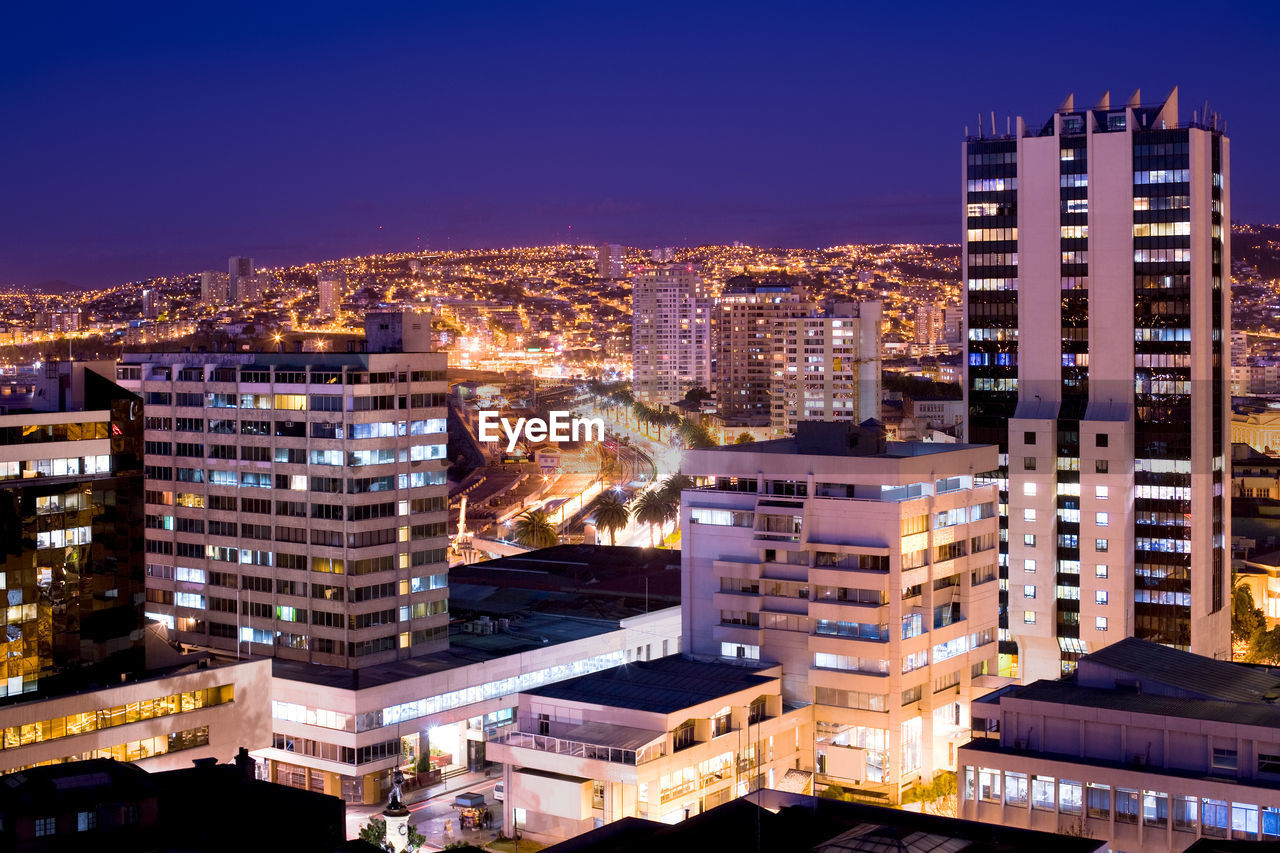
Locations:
769;301;882;436
960;638;1280;852
263;607;681;804
488;656;809;844
120;312;451;670
317;270;347;320
0;362;146;703
714;280;814;427
680;422;1001;803
963;88;1231;682
631;265;712;407
597;244;624;280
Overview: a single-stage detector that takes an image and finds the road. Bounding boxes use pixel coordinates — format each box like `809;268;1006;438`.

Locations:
346;775;505;849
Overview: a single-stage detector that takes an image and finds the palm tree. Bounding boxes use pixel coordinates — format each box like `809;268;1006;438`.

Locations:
631;402;652;436
511;509;559;549
593;492;631;546
592;442;623;486
660;473;694;529
631;489;669;548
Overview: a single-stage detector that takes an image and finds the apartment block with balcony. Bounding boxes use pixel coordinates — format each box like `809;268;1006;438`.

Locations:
961;638;1280;852
680;420;1002;804
486;655;809;845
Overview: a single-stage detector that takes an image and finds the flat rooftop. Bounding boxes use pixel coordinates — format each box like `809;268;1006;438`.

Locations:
701;437;986;458
522;656;776;714
271;611;622;690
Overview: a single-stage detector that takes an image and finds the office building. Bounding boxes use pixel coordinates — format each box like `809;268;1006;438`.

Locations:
961;638;1280;851
0;655;269;774
769;301;882;436
488;656;809;845
597;244;624;279
714;279;814;427
554;789;1105;853
317;270;347;320
680;421;1001;804
200;270;230;306
963;88;1231;682
0;362;146;703
264;606;680;804
631;265;712;407
119;310;451;670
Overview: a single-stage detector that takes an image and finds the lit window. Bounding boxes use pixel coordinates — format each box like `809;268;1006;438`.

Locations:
1095;617;1108;631
1095;539;1109;552
1023;508;1037;522
1023;483;1037;497
1024;611;1037;624
77;811;96;832
1024;585;1036;599
1024;534;1036;546
1096;564;1108;578
1024;559;1036;573
35;817;55;837
1095;485;1108;500
1095;512;1109;527
1096;591;1108;605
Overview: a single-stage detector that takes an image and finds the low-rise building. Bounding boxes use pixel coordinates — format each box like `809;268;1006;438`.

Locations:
487;655;811;845
960;638;1280;852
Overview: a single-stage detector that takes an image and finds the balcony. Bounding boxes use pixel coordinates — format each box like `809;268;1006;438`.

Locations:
496;722;666;766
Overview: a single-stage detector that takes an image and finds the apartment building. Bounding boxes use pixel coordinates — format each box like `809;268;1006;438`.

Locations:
769;302;881;436
714;279;814;427
961;638;1280;851
120;311;451;670
964;88;1231;681
680;421;1001;803
487;655;809;844
631;265;712;407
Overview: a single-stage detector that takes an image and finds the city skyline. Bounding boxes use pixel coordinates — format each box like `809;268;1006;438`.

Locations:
3;1;1280;288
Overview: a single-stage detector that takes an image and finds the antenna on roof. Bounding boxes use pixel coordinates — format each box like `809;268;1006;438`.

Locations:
977;113;983;139
990;111;996;137
1006;115;1011;136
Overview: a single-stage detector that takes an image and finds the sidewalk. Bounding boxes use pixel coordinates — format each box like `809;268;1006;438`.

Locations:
345;766;503;842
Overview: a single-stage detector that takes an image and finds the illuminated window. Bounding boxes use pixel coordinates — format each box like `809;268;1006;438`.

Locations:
1023;483;1036;497
1023;611;1036;624
1095;617;1108;632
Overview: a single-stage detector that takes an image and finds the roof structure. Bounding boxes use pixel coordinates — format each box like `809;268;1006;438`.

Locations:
523;656;776;714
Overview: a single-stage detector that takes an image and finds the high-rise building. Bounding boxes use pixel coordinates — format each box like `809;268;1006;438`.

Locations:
631;265;712;407
228;256;260;303
680;422;1000;803
714;279;814;427
142;288;161;320
119;310;451;669
200;271;230;306
770;301;882;435
914;304;945;354
317;270;347;320
0;362;146;703
596;244;624;279
963;88;1230;682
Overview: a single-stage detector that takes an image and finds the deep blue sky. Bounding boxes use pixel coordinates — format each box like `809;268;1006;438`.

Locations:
2;1;1276;289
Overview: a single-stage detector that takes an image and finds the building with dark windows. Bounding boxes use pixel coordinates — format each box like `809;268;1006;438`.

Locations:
962;88;1231;682
0;362;146;703
118;310;452;670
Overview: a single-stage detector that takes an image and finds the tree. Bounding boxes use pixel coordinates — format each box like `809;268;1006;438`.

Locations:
1234;580;1266;644
734;432;754;444
631;490;669;548
902;771;958;817
358;816;427;851
592;442;623;485
1247;624;1280;665
512;509;558;549
593;492;631;546
684;385;712;405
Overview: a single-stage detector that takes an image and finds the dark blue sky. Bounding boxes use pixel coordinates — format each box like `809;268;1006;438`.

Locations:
2;1;1276;289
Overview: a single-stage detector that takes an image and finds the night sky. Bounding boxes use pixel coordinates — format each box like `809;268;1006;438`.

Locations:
3;1;1277;289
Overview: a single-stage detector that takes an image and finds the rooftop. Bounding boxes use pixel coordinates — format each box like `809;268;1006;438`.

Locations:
523;656;776;714
544;790;1105;853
